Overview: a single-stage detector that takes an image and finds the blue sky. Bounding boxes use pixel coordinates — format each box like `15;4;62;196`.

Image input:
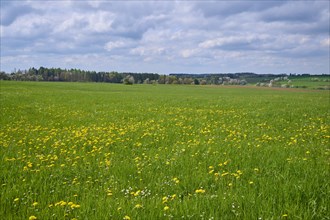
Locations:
1;0;329;74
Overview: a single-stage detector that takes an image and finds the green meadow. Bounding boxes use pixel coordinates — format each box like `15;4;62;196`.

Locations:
1;81;329;219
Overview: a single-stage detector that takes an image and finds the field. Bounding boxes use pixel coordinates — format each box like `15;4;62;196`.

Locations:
1;81;329;220
271;76;330;90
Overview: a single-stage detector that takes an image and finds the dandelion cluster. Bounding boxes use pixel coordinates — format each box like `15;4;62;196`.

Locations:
1;82;329;219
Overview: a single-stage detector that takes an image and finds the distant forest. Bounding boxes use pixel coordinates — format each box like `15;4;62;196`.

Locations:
0;67;328;86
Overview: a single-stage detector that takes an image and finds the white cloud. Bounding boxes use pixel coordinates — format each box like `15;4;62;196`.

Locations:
104;39;132;51
180;49;200;58
105;41;124;51
320;38;330;47
53;13;85;33
130;46;166;57
86;11;114;33
0;0;329;74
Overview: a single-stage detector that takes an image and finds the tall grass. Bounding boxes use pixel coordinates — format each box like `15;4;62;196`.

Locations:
1;81;329;219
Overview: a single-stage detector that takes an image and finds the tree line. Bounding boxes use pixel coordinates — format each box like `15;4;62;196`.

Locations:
0;67;248;85
0;67;160;84
0;67;326;85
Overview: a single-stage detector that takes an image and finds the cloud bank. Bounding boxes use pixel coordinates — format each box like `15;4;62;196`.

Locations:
1;0;329;74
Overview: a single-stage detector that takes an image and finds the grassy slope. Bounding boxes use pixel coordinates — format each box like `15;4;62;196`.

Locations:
1;81;329;219
288;76;330;89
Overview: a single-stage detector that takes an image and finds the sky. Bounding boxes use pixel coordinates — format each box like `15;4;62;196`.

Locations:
1;0;329;74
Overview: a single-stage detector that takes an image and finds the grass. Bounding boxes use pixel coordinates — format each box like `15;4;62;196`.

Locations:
1;81;329;219
284;76;329;89
290;77;329;89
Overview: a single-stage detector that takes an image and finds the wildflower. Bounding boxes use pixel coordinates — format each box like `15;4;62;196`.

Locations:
107;189;113;196
71;204;80;209
164;206;170;211
29;216;37;220
162;196;168;203
32;202;38;207
282;214;288;218
130;190;141;197
135;204;143;209
172;177;180;184
55;200;67;206
249;181;254;185
123;215;131;220
105;159;111;166
14;198;19;202
195;189;206;194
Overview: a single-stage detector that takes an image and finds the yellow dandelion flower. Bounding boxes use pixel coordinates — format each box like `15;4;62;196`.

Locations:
164;206;170;211
195;189;206;194
32;202;38;207
282;214;288;218
162;196;168;203
29;216;37;220
71;204;80;209
107;189;113;196
14;198;19;202
135;204;143;209
123;215;131;220
133;190;141;197
249;181;254;185
172;177;180;184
